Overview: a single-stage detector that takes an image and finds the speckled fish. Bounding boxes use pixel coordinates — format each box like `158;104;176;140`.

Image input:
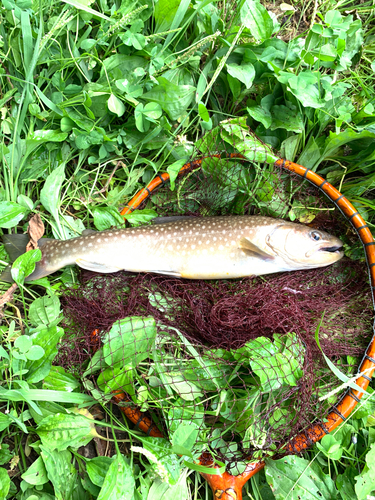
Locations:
1;215;344;282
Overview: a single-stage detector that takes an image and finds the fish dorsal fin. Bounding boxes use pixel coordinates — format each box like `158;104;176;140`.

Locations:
152;216;193;225
75;258;122;273
82;229;97;236
239;238;275;261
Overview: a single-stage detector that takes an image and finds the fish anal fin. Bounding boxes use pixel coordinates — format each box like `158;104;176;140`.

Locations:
239;238;274;261
75;258;122;273
150;270;182;277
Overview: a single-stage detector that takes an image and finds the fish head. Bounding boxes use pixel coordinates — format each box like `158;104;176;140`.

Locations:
266;223;344;268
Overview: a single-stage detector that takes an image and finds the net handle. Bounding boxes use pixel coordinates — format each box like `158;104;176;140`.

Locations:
115;154;375;498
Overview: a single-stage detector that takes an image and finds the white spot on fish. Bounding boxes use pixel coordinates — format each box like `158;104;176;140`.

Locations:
192;245;196;249
219;245;224;250
206;240;210;244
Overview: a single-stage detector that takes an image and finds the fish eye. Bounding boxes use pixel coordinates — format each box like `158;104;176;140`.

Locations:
310;231;321;241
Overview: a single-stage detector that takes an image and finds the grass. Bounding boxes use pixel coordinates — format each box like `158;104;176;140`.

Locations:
1;0;375;498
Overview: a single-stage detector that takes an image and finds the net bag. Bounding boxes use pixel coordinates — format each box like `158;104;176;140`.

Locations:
59;120;375;500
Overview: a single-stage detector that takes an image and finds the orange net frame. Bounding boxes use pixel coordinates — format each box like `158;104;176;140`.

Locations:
61;121;375;500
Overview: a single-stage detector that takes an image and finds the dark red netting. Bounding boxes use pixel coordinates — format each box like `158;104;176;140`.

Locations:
58;258;372;464
61;259;370;355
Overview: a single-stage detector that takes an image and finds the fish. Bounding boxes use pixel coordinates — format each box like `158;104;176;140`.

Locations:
1;215;344;282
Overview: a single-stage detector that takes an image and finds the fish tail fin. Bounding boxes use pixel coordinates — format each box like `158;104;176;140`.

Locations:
1;235;54;283
2;234;30;262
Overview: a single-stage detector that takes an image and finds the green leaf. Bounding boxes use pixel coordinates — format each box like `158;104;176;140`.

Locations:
0;413;12;432
60;0;112;20
355;443;375;499
234;333;305;391
316;434;343;460
163;372;204;401
40;446;77;500
97;454;135;500
142;436;181;485
336;466;357;500
270;104;304;133
21;456;49;485
198;102;210;122
107;94;125;117
143;102;163;120
26;345;45;361
123;209;158;226
277;71;325;109
143;77;195;121
43;366;80;392
92;206;124;231
28;129;68;143
0;201;27;228
0;444;12;466
240;0;274;41
312;43;337;62
171;422;199;453
26;326;65;383
14;335;33;353
167;159;188;190
247;105;272;129
265;455;338;499
0;467;10;500
227;63;255;89
183;460;226;474
11;249;41;285
40;164;65;227
29;295;61;328
17;194;34;210
97;364;134;396
37;413;97;451
154;0;181;31
86;457;113;487
103;316;157;367
220;118;279;164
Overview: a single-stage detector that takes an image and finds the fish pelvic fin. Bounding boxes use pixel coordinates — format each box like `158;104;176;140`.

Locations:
1;235;55;283
75;258;122;273
239;237;275;261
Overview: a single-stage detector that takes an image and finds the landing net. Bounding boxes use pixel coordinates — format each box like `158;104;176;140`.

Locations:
59;119;374;471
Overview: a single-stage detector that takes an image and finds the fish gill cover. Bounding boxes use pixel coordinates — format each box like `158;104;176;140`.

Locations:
59;121;373;471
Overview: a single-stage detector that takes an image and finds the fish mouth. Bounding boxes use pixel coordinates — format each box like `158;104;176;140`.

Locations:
320;245;343;253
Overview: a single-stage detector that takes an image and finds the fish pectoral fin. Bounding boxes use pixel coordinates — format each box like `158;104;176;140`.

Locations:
75;258;122;273
239;238;275;261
